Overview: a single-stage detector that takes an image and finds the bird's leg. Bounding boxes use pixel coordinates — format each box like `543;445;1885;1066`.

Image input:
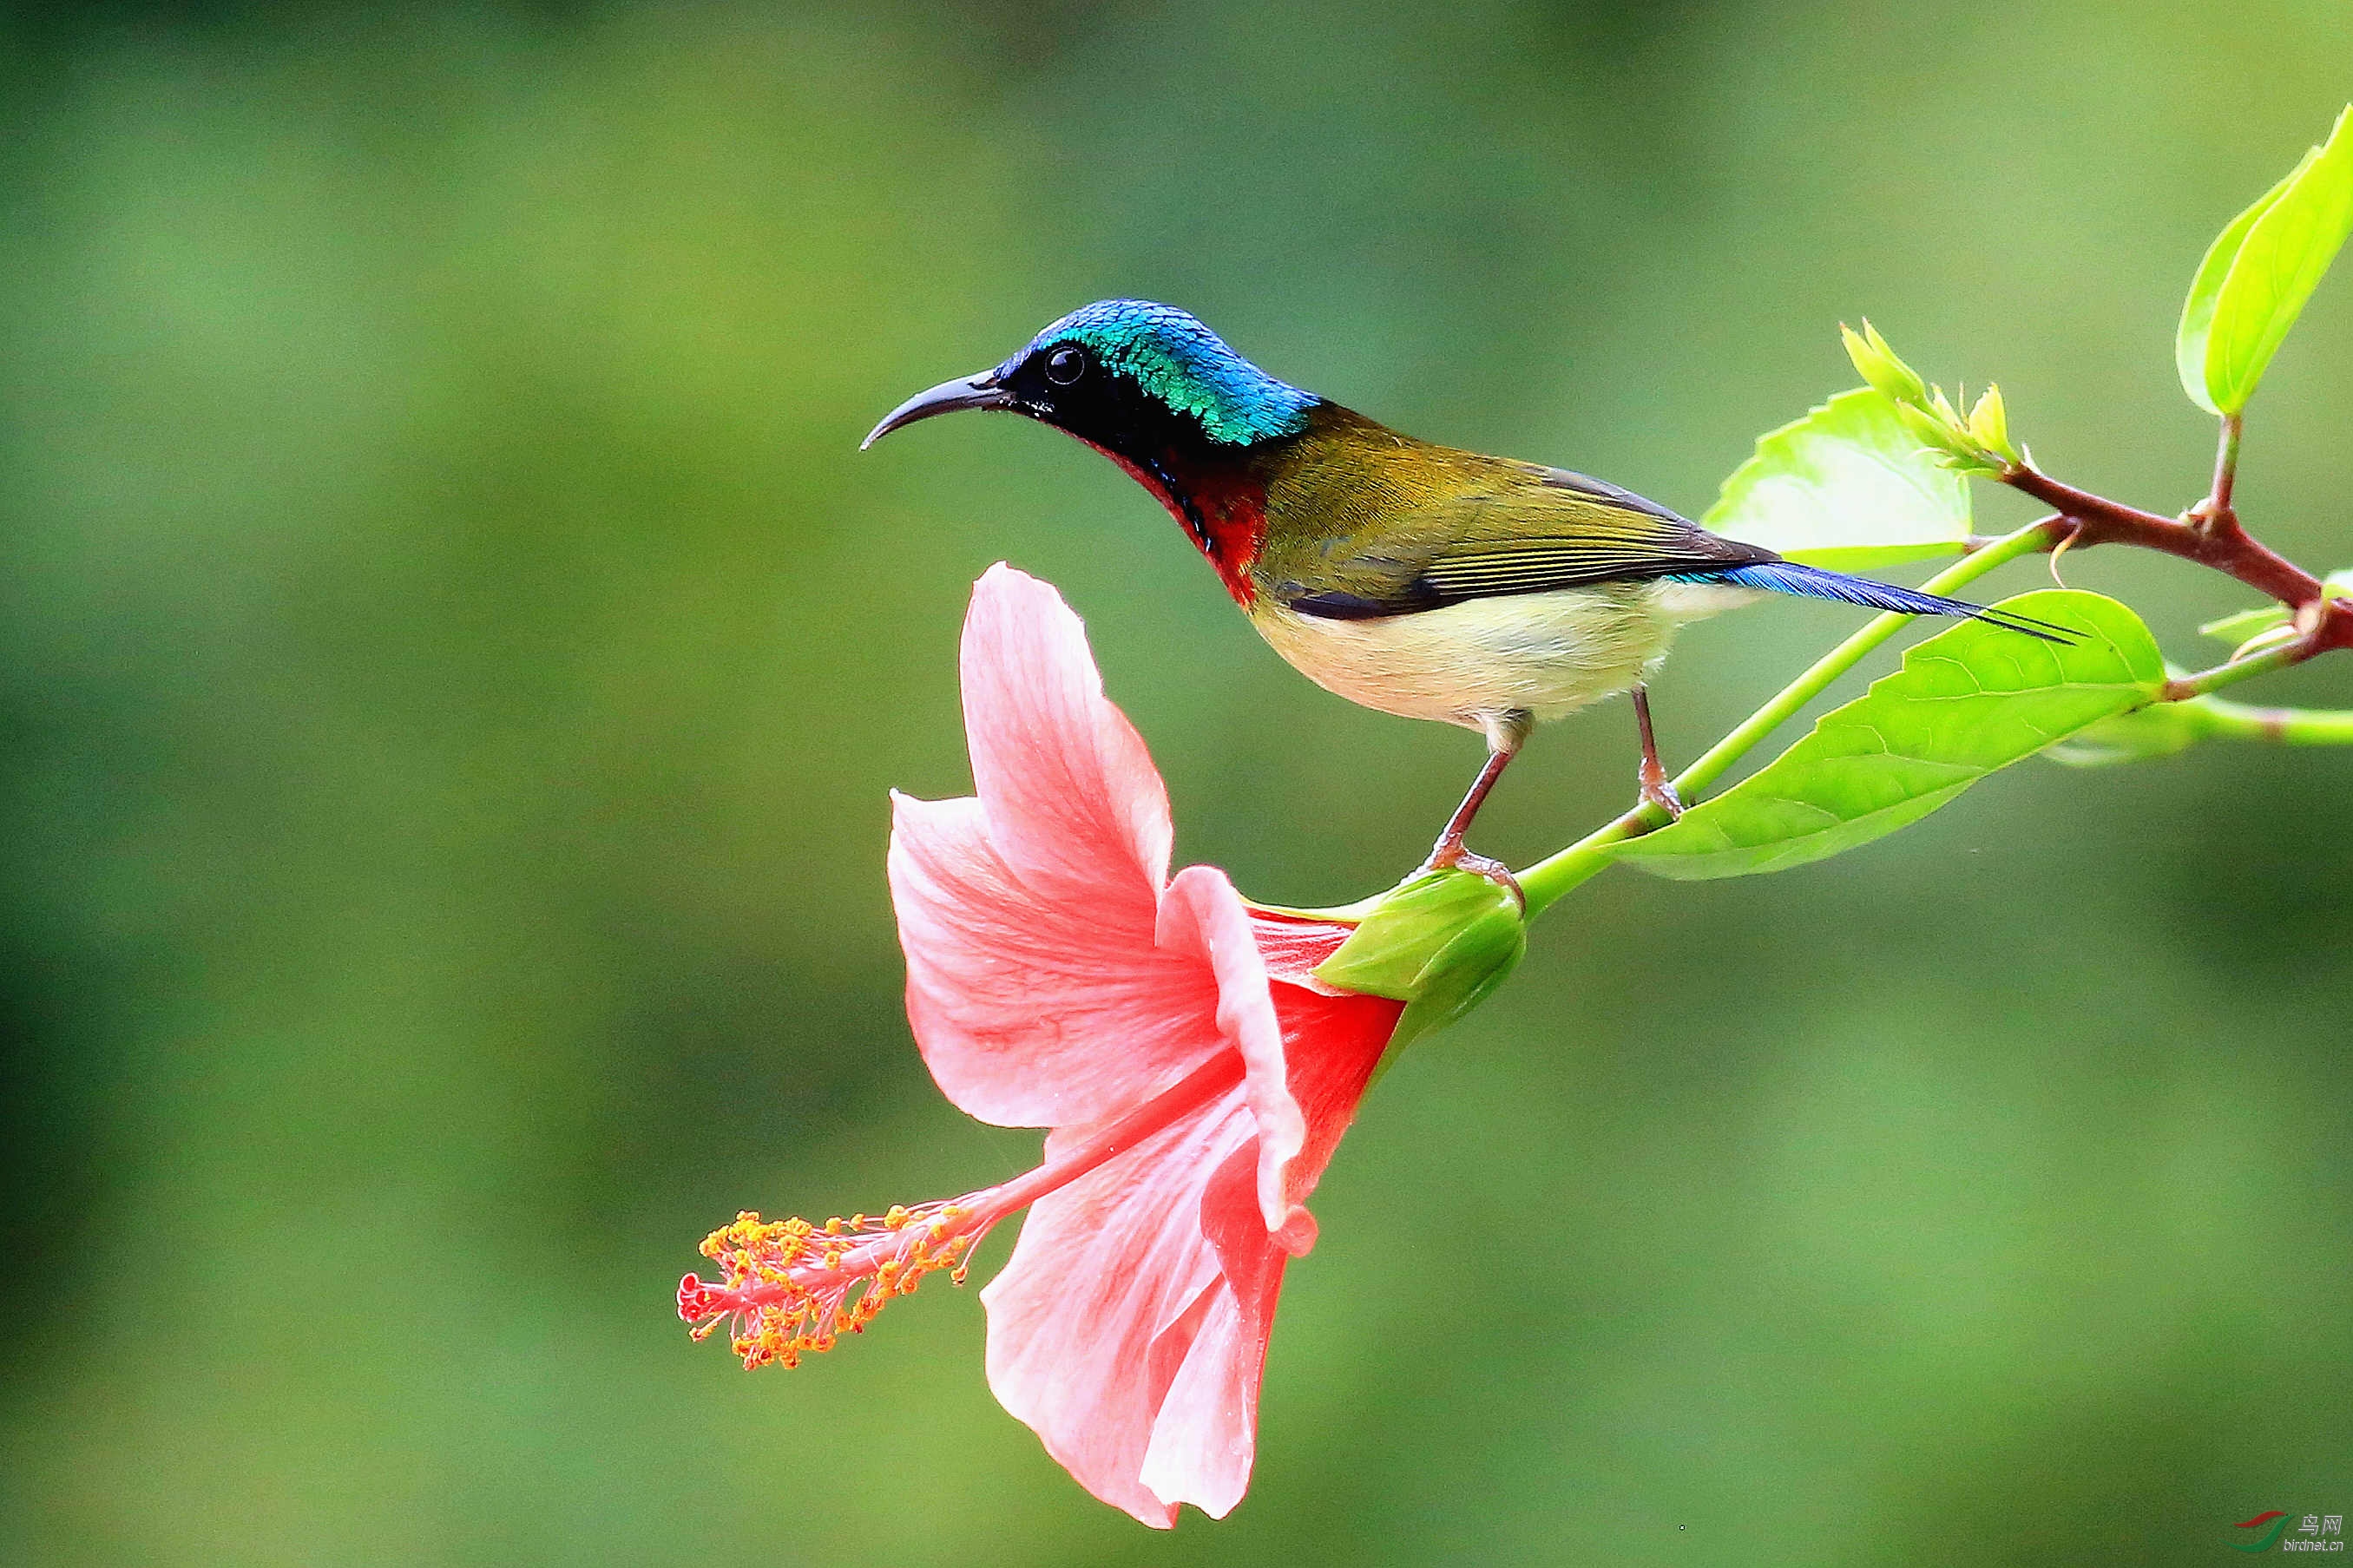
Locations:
1422;711;1528;904
1631;683;1686;819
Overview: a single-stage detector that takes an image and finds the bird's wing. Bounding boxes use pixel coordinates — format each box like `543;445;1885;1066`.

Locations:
1273;458;1779;621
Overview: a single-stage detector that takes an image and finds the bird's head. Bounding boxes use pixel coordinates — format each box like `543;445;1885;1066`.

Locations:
862;299;1318;461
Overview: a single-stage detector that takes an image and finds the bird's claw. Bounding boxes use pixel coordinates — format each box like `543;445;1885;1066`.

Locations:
1421;843;1525;911
1638;771;1686;820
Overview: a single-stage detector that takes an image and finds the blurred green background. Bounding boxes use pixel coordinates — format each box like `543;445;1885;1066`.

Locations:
3;3;2349;1564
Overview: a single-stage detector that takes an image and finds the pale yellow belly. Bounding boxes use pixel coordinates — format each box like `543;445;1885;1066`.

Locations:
1250;582;1757;735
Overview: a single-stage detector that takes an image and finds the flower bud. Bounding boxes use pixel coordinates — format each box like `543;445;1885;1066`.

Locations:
1313;869;1528;1060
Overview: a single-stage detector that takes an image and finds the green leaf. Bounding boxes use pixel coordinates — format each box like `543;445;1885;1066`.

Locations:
2199;567;2352;644
2043;700;2218;767
2177;162;2302;413
2176;106;2353;415
1614;590;2164;880
2199;603;2291;644
1705;387;1973;572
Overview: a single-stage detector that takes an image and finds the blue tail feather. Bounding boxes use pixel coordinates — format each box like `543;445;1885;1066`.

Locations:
1680;561;2073;643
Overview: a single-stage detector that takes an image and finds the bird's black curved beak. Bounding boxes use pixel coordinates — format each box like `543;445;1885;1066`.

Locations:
860;372;1014;449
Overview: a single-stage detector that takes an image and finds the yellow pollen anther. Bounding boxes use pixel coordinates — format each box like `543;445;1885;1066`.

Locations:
677;1197;994;1372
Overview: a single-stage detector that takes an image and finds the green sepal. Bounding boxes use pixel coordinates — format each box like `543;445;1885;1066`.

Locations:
1314;869;1526;1063
1381;904;1526;1059
1315;869;1519;999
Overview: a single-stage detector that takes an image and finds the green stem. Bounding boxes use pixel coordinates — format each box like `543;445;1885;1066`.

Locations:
2160;635;2309;700
2181;695;2353;745
1515;518;2060;917
2209;412;2243;521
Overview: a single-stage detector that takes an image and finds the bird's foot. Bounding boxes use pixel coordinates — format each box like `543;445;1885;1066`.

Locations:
1637;764;1687;820
1629;684;1686;822
1422;841;1525;910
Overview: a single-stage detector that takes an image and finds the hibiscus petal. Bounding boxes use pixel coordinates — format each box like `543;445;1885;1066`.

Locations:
1132;989;1400;1509
1248;911;1359;995
979;979;1402;1525
1265;980;1403;1217
890;791;1229;1130
1138;1141;1285;1517
1157;867;1304;1237
981;1086;1259;1528
962;564;1172;902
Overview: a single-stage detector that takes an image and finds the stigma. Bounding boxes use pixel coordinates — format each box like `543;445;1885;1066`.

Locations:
679;1053;1247;1370
678;1201;995;1370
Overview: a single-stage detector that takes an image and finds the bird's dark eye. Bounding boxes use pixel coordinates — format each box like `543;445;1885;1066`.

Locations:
1045;345;1088;385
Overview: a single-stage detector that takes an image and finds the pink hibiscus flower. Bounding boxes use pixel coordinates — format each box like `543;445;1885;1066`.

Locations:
679;564;1405;1526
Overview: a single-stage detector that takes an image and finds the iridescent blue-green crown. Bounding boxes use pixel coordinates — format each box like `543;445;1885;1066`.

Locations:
1007;299;1317;446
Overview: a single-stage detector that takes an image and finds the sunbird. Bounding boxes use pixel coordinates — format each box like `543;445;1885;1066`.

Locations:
864;299;2061;892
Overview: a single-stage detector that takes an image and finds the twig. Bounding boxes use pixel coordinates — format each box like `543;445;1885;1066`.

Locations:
1513;414;2353;922
1997;461;2353;655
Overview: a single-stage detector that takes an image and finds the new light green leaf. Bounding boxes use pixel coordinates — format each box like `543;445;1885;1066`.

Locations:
2199;602;2291;644
2199;567;2353;644
1614;590;2163;880
2176;106;2353;415
2177;162;2302;413
1704;387;1973;572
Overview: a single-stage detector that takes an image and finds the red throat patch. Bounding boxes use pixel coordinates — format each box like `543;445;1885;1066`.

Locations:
1093;445;1268;608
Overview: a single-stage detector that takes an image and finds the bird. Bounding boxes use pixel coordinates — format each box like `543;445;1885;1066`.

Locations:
863;299;2063;896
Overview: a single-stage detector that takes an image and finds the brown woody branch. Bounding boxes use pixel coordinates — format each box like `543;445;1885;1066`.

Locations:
1996;459;2353;658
